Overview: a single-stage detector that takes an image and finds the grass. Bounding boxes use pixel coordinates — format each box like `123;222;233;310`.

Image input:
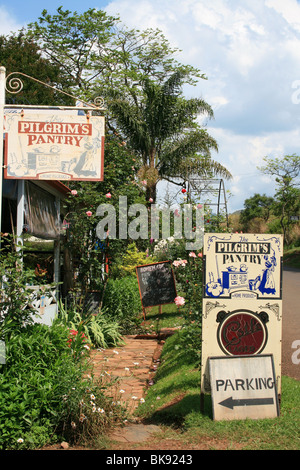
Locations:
135;308;300;450
142;303;186;330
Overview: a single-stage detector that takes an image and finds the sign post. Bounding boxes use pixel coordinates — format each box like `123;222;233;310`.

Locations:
201;233;283;407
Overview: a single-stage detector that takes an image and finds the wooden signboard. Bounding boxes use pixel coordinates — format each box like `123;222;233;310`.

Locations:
209;355;280;421
201;233;283;396
136;261;177;317
4;112;105;181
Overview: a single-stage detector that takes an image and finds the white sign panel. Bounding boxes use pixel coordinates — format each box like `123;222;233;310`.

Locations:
4;112;105;181
201;233;283;396
209;355;280;421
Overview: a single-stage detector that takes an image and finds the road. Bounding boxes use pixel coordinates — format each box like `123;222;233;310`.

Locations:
282;267;300;380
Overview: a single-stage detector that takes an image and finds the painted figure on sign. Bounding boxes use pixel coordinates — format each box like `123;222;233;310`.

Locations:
258;252;277;295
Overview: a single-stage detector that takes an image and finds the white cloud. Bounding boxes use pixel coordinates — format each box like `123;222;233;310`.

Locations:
0;6;22;35
266;0;300;32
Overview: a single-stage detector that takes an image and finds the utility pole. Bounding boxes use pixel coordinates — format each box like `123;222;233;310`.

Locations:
0;66;6;237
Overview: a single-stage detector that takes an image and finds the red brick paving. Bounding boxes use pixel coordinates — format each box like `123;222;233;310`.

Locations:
90;335;163;411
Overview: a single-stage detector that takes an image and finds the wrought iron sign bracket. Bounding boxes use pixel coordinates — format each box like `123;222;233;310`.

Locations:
5;71;106;112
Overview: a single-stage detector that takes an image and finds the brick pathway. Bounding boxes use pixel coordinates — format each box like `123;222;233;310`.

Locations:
90;335;164;412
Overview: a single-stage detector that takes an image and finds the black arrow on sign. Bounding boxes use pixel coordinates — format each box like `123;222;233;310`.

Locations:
219;396;274;410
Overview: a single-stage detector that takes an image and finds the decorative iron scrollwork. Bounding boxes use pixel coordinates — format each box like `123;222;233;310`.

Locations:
5;73;24;94
5;71;105;110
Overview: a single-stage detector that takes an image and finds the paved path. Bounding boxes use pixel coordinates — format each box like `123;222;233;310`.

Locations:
90;335;164;411
282;267;300;380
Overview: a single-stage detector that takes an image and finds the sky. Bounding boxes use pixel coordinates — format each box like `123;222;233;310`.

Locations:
1;0;300;213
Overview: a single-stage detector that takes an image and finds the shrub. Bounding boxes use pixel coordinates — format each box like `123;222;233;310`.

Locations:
102;276;143;332
0;322;126;449
57;299;123;350
171;252;203;364
0;239;39;337
110;242;157;278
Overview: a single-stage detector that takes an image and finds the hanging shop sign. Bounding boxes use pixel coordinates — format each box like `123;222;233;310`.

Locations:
4;112;105;181
201;233;283;397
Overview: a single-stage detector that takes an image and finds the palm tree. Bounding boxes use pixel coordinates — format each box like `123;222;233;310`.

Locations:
106;70;231;202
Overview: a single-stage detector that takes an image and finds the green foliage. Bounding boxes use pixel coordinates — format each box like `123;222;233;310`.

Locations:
240;193;274;231
0;321;126;449
258;154;300;245
0;238;43;337
171;252;203;364
27;7;117;92
106;71;219;202
110;242;157;278
0;31;72;106
102;276;143;333
62;135;146;294
0;322;82;449
56;299;123;350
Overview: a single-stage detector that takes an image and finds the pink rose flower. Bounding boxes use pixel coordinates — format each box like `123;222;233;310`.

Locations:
149;198;153;203
106;192;112;198
189;252;196;258
71;190;77;195
86;211;92;217
174;296;185;306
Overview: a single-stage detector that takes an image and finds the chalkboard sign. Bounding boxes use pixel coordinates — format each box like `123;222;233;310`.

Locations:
136;261;177;309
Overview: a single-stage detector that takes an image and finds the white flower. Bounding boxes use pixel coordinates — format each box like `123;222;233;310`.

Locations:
17;438;24;444
90;394;95;400
98;408;105;413
131;396;138;400
71;421;76;429
119;389;125;394
140;398;145;403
